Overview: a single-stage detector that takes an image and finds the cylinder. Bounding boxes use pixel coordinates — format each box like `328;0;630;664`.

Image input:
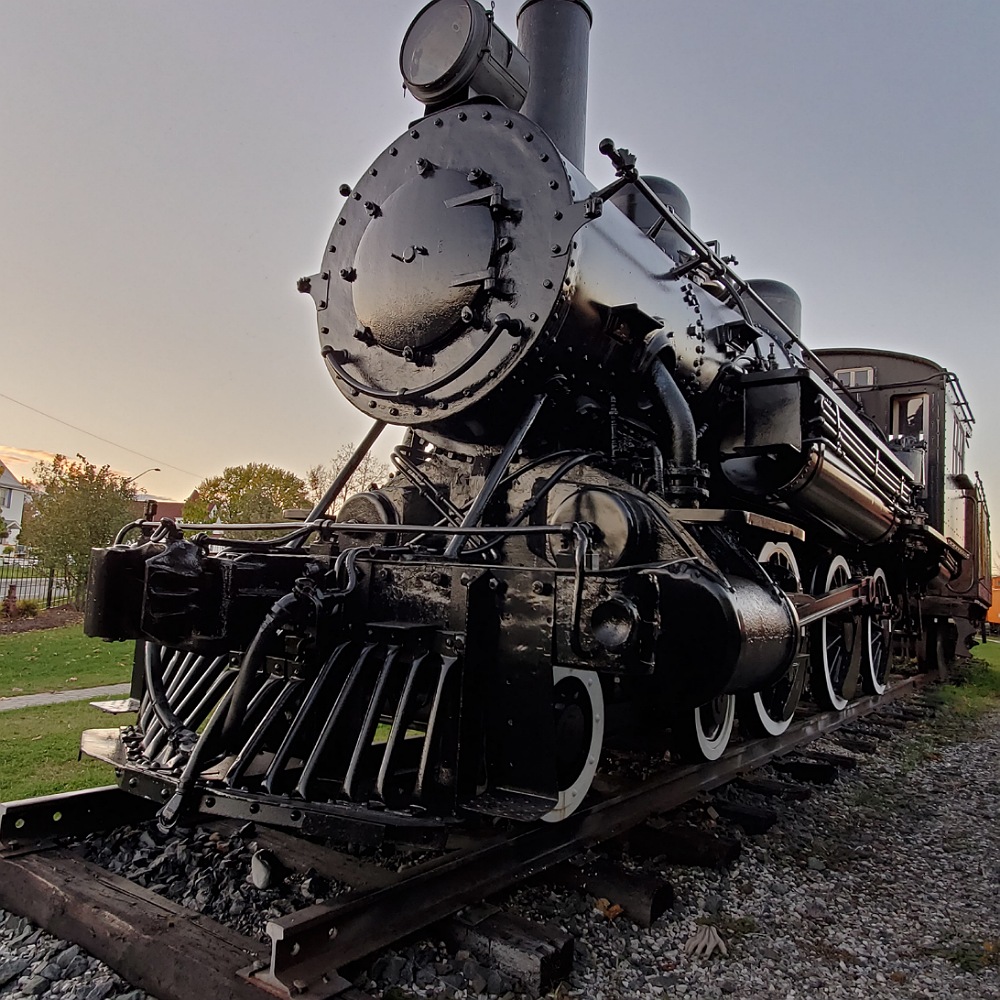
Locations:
653;566;800;709
516;0;592;168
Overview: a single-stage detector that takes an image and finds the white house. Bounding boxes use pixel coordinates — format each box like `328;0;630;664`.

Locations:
0;462;30;546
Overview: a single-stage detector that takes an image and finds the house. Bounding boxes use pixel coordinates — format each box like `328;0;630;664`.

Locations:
130;497;185;522
0;462;30;546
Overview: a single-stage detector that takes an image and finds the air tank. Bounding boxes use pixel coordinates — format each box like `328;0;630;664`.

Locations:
743;279;802;362
609;176;692;263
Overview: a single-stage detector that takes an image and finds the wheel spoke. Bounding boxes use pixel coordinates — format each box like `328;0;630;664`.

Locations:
862;569;892;695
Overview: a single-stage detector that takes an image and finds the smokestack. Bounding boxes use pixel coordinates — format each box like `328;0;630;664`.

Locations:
516;0;592;169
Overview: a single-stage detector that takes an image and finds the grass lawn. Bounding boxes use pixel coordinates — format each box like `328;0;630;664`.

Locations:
0;699;117;801
976;639;1000;668
0;625;133;698
931;639;1000;717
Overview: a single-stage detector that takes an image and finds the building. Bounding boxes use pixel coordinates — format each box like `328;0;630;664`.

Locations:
130;497;185;522
0;462;30;546
989;576;1000;635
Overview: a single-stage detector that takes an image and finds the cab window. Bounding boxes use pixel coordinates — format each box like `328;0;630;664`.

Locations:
891;393;929;438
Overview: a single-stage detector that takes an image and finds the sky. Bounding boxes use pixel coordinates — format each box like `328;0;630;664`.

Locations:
2;1;998;559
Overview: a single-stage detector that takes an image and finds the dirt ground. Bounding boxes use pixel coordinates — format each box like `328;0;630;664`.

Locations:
0;605;84;635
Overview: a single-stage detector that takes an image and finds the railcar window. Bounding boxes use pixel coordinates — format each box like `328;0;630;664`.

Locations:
834;366;874;388
891;393;928;438
952;415;967;474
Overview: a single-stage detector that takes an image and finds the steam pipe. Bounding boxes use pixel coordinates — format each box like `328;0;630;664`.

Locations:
516;0;592;169
220;591;299;747
649;355;697;469
143;643;194;742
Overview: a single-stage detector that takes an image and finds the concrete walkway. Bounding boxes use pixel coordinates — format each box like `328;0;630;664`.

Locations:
0;683;131;713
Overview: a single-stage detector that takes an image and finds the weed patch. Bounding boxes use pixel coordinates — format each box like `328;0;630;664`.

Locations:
928;938;1000;973
934;645;1000;717
896;732;942;773
696;914;758;936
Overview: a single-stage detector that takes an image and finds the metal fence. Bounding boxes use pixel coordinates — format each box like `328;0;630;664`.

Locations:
0;563;75;609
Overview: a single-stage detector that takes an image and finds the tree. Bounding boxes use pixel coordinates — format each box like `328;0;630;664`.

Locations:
305;444;393;512
18;454;137;602
183;463;309;538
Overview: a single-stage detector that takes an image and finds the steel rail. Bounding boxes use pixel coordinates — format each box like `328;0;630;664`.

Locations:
0;672;931;1000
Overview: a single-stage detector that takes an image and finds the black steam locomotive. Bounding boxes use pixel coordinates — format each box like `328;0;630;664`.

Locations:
83;0;990;837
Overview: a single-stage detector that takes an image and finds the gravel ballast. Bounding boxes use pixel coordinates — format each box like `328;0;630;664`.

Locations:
503;707;1000;999
2;699;998;999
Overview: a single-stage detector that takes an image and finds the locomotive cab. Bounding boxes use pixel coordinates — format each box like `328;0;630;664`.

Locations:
813;347;991;659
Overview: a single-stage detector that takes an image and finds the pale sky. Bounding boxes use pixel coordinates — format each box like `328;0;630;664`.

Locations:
2;1;998;558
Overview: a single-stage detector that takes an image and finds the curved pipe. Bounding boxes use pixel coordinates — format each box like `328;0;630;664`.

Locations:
323;316;513;402
144;643;195;740
649;354;697;468
220;591;298;747
157;689;232;832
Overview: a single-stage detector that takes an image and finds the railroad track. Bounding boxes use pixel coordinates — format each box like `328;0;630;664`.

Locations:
0;673;934;1000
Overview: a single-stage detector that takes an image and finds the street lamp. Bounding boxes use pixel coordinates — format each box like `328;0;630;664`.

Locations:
124;467;160;486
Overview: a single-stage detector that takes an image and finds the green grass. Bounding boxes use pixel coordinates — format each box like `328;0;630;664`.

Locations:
0;626;133;698
0;699;116;801
975;639;1000;670
932;641;1000;718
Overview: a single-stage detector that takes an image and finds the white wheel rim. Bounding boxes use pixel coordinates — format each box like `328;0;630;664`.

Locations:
864;568;890;695
693;695;735;761
541;666;604;823
749;690;793;736
817;555;851;711
758;542;801;592
747;542;802;735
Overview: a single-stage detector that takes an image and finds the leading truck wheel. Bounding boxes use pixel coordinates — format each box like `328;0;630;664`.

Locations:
738;542;806;737
671;694;736;763
810;555;855;711
541;666;604;823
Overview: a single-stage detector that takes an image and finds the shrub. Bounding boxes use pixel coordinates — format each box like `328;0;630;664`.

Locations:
1;597;41;619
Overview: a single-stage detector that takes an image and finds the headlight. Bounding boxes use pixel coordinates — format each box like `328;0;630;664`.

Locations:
400;0;529;111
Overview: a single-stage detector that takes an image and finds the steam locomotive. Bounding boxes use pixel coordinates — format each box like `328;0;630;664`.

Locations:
82;0;990;838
